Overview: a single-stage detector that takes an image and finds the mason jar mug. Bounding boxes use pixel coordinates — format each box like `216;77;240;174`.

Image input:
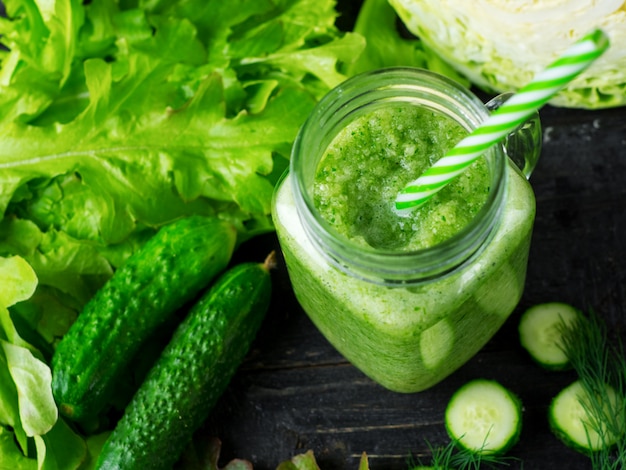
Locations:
272;67;541;392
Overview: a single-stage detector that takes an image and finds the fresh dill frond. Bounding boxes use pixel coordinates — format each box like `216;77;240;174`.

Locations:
429;438;457;469
408;437;518;470
558;308;626;469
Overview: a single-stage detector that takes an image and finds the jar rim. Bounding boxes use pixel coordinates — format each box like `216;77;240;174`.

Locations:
290;67;507;286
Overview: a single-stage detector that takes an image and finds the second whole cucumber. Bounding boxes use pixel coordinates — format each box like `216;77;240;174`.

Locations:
95;255;274;470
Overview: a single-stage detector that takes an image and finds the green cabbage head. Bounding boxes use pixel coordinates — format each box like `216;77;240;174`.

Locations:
389;0;626;109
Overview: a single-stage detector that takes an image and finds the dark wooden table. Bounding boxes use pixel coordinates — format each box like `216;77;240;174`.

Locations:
201;4;626;469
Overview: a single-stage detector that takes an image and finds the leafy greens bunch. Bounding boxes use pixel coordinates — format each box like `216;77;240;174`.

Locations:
0;0;364;467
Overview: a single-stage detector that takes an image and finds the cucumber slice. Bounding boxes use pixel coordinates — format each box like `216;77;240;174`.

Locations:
549;380;623;454
445;379;522;455
518;302;579;370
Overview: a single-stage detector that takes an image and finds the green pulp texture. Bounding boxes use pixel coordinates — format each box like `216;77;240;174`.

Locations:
313;105;490;251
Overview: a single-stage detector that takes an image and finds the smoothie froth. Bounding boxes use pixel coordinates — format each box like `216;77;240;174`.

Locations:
313;105;490;251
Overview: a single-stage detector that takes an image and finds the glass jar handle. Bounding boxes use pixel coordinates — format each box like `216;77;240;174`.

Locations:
486;93;542;179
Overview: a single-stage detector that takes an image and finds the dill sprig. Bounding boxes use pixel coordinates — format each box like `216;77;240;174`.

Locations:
558;309;626;469
408;437;517;469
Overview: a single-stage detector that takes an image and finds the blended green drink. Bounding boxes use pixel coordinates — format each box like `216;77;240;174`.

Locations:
272;68;538;392
314;105;490;251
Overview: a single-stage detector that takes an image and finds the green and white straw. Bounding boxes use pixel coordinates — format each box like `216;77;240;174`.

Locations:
395;29;610;212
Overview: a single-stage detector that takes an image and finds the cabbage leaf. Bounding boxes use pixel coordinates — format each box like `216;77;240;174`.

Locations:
389;0;626;109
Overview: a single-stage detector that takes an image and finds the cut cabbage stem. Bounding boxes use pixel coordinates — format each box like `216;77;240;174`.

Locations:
444;379;523;455
518;302;579;370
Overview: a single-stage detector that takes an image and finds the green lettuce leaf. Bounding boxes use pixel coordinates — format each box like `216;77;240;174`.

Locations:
276;451;321;470
34;417;88;470
0;426;37;470
0;218;109;349
275;450;371;470
0;352;26;453
0;254;38;308
0;0;84;123
346;0;469;87
0;0;363;317
0;255;65;466
0;1;365;468
178;435;253;470
78;432;110;470
1;340;57;436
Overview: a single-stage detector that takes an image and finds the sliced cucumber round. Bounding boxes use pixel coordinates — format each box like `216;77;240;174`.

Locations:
549;380;623;454
445;379;522;455
518;302;579;370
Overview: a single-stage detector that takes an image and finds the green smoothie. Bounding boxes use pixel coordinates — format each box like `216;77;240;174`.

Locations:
273;103;536;393
313;105;490;251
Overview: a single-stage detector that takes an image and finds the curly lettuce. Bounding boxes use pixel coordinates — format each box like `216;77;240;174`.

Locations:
0;0;364;333
346;0;469;86
0;0;364;467
389;0;626;109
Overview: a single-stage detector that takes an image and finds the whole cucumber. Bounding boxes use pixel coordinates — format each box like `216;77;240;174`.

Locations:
51;215;237;421
95;255;273;470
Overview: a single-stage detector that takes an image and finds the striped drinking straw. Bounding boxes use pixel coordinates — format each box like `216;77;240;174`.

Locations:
395;29;610;212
